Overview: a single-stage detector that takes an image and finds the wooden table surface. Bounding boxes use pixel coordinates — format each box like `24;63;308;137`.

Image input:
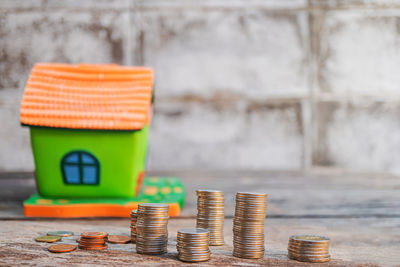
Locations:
0;169;399;266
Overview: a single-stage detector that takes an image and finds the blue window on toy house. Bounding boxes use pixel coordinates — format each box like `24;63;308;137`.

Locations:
61;151;100;185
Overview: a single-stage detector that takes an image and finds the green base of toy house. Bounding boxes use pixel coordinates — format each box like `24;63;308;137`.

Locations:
24;176;185;217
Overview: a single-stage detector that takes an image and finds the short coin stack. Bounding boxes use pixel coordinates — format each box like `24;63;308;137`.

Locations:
288;235;331;263
233;192;268;259
196;189;225;246
130;209;138;243
78;232;108;250
136;203;169;255
177;228;211;262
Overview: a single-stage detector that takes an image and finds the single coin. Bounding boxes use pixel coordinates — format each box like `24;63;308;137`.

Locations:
288;250;330;258
196;189;223;194
48;244;77;253
288;253;331;263
131;210;138;216
139;203;169;208
81;232;108;239
35;235;62;243
288;248;329;256
107;235;131;244
78;244;108;250
47;231;74;237
79;238;106;244
288;240;330;246
288;244;329;251
178;228;209;235
290;235;330;242
78;241;106;247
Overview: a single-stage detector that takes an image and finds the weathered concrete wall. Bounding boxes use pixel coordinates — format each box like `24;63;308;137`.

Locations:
1;0;400;173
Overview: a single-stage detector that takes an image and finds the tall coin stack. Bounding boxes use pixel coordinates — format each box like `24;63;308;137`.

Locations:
177;228;211;262
130;209;138;243
233;192;267;259
136;203;169;255
196;189;225;246
288;235;331;263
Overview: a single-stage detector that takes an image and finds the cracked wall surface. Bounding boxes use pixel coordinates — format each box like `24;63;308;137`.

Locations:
1;0;400;173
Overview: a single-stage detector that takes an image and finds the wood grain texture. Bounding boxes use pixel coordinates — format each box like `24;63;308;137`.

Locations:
0;169;399;266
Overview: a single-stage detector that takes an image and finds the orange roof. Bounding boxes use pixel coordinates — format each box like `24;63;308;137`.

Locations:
20;63;154;130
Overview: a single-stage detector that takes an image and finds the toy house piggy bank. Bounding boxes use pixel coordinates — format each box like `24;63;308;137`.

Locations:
20;64;184;218
20;63;153;198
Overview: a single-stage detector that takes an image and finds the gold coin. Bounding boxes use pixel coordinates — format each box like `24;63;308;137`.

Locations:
288;253;331;263
81;232;108;239
79;237;105;244
107;235;131;244
35;235;61;243
78;244;108;250
288;247;329;255
290;235;330;242
47;231;73;237
48;244;77;253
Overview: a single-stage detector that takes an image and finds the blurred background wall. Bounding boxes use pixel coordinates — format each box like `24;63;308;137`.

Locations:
1;0;400;173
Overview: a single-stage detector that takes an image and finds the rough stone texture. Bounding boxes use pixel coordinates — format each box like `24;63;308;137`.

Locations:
148;100;303;169
0;90;34;171
2;0;400;172
314;101;400;174
0;1;130;171
0;7;129;89
310;8;400;173
133;4;310;98
318;9;400;95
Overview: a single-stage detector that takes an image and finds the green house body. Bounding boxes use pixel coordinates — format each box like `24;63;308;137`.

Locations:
30;126;149;198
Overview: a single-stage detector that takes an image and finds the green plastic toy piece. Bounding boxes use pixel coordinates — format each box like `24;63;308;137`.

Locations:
24;176;186;217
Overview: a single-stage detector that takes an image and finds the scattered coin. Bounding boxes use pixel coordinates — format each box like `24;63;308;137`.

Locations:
136;203;169;255
48;244;77;253
287;235;331;263
78;244;108;250
232;192;267;259
107;235;131;244
35;235;62;243
47;231;74;237
196;189;224;246
177;228;210;262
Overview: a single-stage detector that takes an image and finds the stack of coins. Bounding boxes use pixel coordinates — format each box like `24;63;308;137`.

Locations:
78;232;108;250
196;189;225;246
288;235;331;263
177;228;211;262
130;209;138;243
136;203;169;255
233;192;267;259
